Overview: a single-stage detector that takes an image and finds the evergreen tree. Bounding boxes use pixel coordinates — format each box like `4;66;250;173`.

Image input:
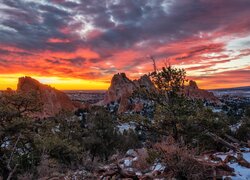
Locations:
84;107;119;161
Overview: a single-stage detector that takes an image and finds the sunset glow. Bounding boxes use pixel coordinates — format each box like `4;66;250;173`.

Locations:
0;74;109;90
0;0;250;90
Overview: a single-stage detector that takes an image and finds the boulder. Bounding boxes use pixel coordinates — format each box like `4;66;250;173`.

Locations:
126;149;139;158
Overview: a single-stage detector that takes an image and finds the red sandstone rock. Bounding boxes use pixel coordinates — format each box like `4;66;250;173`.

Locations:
103;73;220;113
103;73;155;113
134;74;156;91
184;80;220;104
17;76;75;118
103;73;136;104
133;102;144;112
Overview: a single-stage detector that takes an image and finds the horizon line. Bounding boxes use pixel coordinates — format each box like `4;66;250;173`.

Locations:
1;85;250;91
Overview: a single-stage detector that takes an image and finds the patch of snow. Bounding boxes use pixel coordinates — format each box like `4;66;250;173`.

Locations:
126;149;138;157
230;122;242;133
117;122;136;133
215;154;228;161
51;124;61;133
214;150;237;161
120;150;140;169
136;171;142;176
151;162;166;172
124;159;133;167
240;147;250;152
221;151;250;180
126;167;135;172
1;138;10;148
243;152;250;162
228;163;250;180
212;108;222;113
133;157;138;161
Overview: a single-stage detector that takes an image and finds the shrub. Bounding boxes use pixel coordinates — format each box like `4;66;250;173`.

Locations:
235;117;250;142
117;129;141;152
83;106;120;161
153;137;212;180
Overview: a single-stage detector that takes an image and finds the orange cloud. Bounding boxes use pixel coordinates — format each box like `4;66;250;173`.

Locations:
189;66;250;89
47;38;71;43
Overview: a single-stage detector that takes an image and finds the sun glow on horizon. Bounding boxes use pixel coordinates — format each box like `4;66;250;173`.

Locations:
0;74;110;90
1;71;249;91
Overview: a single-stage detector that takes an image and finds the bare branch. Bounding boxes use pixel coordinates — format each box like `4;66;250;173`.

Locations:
7;164;18;180
7;133;21;171
150;56;157;72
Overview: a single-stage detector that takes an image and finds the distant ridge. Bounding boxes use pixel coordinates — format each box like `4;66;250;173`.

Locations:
209;86;250;91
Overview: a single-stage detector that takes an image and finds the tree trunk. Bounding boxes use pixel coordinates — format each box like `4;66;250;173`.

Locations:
172;121;178;141
206;132;239;151
224;134;240;144
7;164;17;180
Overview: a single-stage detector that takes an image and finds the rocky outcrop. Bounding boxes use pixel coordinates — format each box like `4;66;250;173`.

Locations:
103;73;136;105
134;74;156;92
17;76;75;118
103;73;156;113
103;73;219;113
184;80;220;103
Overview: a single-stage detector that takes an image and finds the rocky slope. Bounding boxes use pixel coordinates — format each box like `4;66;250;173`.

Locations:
59;147;250;179
17;76;75;118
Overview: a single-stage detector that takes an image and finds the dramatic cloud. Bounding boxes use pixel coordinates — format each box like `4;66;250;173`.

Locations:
0;0;250;89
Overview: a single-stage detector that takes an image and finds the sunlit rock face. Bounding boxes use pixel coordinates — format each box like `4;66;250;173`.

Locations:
17;76;75;118
134;74;156;92
104;73;136;105
103;73;156;113
184;80;220;104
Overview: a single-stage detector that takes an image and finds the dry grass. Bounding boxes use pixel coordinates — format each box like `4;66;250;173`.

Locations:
154;137;211;180
133;148;150;170
36;155;60;178
18;173;33;180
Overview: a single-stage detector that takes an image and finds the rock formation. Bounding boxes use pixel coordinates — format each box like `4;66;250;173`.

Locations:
103;73;136;105
17;76;75;118
103;73;156;113
134;74;156;92
103;73;219;113
184;80;220;103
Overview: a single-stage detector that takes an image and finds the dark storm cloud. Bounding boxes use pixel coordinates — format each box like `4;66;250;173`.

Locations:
0;48;34;56
92;0;250;49
66;0;250;56
1;0;250;55
0;0;79;51
46;56;86;67
46;59;62;65
68;57;86;66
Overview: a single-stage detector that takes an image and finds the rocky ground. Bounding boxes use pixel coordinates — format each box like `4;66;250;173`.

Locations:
37;147;250;180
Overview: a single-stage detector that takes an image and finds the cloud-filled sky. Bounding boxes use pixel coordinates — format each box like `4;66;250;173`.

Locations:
0;0;250;90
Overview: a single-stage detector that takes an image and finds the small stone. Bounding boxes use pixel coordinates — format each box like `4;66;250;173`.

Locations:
126;149;138;158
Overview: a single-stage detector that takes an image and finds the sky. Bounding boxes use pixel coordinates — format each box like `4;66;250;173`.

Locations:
0;0;250;90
